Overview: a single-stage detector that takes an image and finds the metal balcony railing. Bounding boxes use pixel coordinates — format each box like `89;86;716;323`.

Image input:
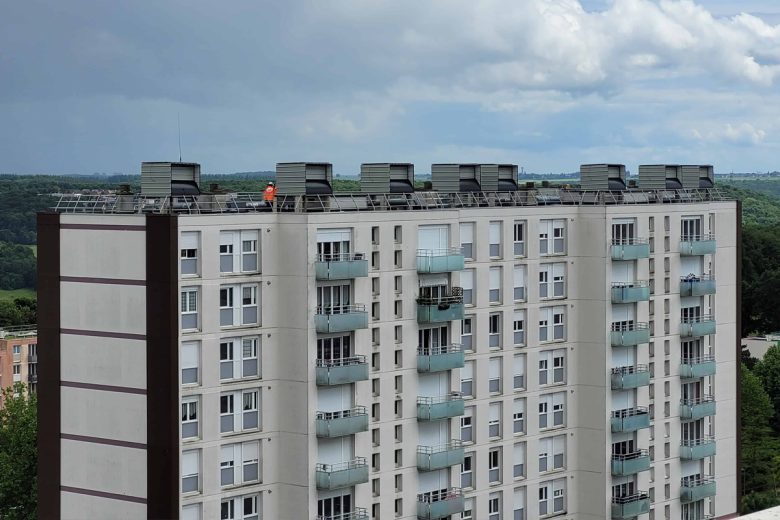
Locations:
416;288;464;306
417;344;463;356
316;356;366;368
316;508;368;520
316;304;367;316
316;252;366;262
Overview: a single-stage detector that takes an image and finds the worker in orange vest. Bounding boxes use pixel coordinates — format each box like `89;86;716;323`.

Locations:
263;181;277;211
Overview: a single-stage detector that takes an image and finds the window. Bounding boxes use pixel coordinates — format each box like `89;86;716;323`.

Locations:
181;287;199;330
463;498;474;520
488;448;501;483
612;218;637;245
538;435;565;472
539;220;566;256
221;494;260;520
220;284;259;327
182;341;199;385
513;355;526;390
489;312;502;348
12;364;20;375
461;317;474;351
489;402;502;438
510;398;526;435
12;344;21;355
461;453;474;488
514;488;526;520
489;492;501;520
461;222;475;260
514;443;526;478
489;357;502;393
681;216;703;241
220;337;261;380
181;397;199;439
538;349;565;386
489;267;502;303
539;263;565;299
221;389;261;434
180;231;199;275
489;221;502;257
462;269;475;305
461;407;474;442
182;503;201;520
220;230;260;274
539;478;565;516
462;361;474;398
220;441;260;487
513;310;525;346
182;450;200;493
538;392;565;430
513;221;526;256
538;306;565;342
513;265;527;301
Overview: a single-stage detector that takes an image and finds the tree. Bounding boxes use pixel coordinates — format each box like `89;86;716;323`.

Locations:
755;344;780;433
0;383;37;520
740;363;780;500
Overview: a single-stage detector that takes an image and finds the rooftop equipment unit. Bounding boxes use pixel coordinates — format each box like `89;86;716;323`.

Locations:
140;162;201;197
431;163;516;192
276;162;333;195
579;164;627;191
360;163;415;193
497;164;520;191
682;165;714;188
638;164;684;190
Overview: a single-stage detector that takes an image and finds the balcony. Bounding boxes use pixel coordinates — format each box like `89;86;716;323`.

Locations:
27;373;38;384
611;407;650;433
315;253;368;280
315;357;369;386
416;248;465;274
680;396;716;420
417;290;465;323
417;488;465;520
680;315;716;337
679;355;716;379
610;322;650;347
679;274;716;297
680;476;716;503
316;508;369;520
27;353;37;363
611;238;650;260
417;344;465;373
611;493;650;519
611;282;650;303
611;365;651;390
680;437;717;460
417;441;464;471
315;458;369;490
316;407;369;438
417;393;465;421
315;304;368;333
680;233;716;256
611;450;651;476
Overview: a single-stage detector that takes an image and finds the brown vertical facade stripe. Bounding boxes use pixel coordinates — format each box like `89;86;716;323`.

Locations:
37;212;61;519
735;200;743;507
145;215;179;520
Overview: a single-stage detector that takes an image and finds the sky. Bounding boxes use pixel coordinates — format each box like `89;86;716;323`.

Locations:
2;0;780;176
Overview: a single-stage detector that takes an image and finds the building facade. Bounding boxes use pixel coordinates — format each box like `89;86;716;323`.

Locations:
37;162;739;520
0;326;38;404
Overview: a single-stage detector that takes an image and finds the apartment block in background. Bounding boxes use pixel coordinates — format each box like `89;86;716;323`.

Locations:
0;325;38;405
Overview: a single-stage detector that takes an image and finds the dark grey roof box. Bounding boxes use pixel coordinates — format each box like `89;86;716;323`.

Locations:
360;163;415;193
276;162;333;195
141;162;201;197
431;163;518;192
580;164;626;191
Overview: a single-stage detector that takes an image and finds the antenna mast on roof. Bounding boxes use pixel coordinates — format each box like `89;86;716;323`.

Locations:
178;113;182;162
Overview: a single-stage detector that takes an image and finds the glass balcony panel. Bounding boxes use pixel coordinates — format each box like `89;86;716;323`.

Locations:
316;253;369;280
680;234;717;256
611;408;650;432
680;396;716;420
680;477;716;503
417;489;465;520
417;394;465;421
416;441;465;471
679;275;716;297
316;508;369;520
611;494;650;519
417;345;465;373
680;315;716;337
680;437;717;460
416;248;465;273
611;282;650;303
417;289;464;323
316;407;369;437
679;356;716;379
611;450;651;476
610;323;650;346
316;357;369;386
610;365;651;390
611;239;650;260
315;458;369;490
315;305;369;333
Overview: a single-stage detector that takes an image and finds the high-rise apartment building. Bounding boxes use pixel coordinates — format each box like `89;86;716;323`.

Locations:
37;161;739;520
0;325;38;404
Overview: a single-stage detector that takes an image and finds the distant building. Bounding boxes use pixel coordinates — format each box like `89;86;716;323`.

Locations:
0;325;38;405
742;333;780;360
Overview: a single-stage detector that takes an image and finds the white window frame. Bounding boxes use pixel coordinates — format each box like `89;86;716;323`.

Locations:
181;341;199;385
489;492;501;520
462;269;475;305
489;357;502;393
513;354;526;390
488;447;502;483
181;397;199;440
539;349;565;386
513;443;526;479
220;389;261;434
489;221;502;258
220;441;261;488
182;449;200;494
461;222;475;261
220;337;261;381
513;310;525;346
461;317;474;351
538;435;566;473
489;266;502;304
180;231;199;276
513;265;527;301
539;219;566;256
461;361;474;398
489;312;502;348
513;398;526;434
461;453;474;489
539;392;566;430
220;230;260;274
489;402;502;438
181;287;199;331
220;284;260;327
221;494;260;520
539;306;565;343
513;220;526;257
461;407;474;443
539;263;566;299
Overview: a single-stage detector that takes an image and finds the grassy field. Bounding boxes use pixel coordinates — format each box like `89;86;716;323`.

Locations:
0;288;36;302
